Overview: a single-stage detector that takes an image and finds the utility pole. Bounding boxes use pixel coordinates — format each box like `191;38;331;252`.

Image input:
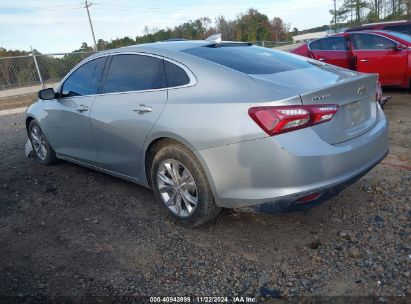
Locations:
333;0;337;32
84;0;97;51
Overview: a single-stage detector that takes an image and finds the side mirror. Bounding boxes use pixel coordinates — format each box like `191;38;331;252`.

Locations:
38;88;56;100
395;43;406;51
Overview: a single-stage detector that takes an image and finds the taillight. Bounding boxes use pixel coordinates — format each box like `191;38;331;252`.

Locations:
248;104;338;136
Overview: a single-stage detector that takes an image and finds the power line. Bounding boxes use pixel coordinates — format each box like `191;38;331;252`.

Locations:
84;0;97;51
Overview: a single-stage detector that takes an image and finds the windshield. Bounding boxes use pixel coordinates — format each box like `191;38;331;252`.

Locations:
183;45;313;75
385;31;411;44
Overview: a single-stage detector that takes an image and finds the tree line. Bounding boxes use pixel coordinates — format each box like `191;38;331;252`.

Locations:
95;8;291;51
331;0;411;25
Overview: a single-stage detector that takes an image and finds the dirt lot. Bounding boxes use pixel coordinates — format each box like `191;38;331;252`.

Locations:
0;92;410;302
0;94;36;111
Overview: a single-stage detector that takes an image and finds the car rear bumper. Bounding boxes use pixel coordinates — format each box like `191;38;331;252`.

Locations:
195;105;389;208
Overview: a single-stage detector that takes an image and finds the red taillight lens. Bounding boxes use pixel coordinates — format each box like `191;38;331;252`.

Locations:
248;104;338;136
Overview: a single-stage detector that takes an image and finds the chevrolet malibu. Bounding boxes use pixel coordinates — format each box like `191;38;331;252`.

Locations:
25;40;389;226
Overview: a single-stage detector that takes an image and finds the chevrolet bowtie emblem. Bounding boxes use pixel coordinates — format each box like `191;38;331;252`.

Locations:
357;85;368;95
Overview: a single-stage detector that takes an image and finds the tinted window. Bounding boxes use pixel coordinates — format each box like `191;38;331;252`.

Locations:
309;40;321;50
164;61;190;87
384;24;411;34
310;37;347;50
351;34;395;50
103;54;166;93
183;45;312;74
62;57;106;97
321;37;348;50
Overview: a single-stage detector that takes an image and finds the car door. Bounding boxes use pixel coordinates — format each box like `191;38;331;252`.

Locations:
41;56;107;163
308;36;349;68
351;33;407;86
90;53;167;178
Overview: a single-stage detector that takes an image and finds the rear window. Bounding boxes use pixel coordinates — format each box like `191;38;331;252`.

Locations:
183;45;312;75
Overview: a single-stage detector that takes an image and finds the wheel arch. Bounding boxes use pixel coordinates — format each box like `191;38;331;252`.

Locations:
142;134;195;187
25;116;35;134
141;134;218;201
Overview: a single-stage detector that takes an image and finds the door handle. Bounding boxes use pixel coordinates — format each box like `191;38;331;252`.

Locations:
360;59;368;62
76;105;89;112
133;105;152;114
318;58;325;61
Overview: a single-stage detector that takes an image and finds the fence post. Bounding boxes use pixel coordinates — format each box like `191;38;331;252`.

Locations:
30;45;44;89
262;41;265;48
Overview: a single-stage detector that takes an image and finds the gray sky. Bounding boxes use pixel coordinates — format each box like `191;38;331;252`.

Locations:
0;0;333;53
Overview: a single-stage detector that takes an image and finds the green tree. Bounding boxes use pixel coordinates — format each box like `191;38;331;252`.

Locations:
236;8;271;41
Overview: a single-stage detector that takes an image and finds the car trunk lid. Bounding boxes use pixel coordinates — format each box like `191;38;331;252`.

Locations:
299;73;378;144
249;65;379;144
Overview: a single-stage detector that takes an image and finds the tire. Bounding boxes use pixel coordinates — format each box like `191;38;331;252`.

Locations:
150;143;221;227
28;120;58;165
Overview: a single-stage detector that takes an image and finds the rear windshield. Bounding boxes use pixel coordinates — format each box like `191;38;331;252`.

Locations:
183;45;313;74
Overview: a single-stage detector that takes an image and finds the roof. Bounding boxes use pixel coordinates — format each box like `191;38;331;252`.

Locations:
346;20;411;32
117;40;211;52
362;20;409;26
95;40;257;58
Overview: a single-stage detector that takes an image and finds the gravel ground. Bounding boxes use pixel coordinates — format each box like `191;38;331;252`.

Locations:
0;92;410;302
0;94;36;111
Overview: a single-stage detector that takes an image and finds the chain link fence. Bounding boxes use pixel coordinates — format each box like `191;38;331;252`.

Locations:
251;41;290;48
0;51;96;100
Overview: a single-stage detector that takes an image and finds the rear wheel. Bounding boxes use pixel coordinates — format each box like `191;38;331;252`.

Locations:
151;143;221;227
28;120;57;165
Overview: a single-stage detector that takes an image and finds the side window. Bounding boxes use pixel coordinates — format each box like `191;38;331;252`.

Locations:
309;40;321;50
310;37;347;51
351;34;395;50
62;57;106;97
384;24;411;34
319;37;348;50
164;61;190;87
103;54;166;93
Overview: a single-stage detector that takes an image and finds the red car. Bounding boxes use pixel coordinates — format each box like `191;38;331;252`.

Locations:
292;30;411;89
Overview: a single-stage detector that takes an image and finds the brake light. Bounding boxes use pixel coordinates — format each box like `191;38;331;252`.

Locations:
248;104;339;136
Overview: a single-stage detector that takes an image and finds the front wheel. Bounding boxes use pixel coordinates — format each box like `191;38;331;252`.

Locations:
151;143;221;227
28;120;57;165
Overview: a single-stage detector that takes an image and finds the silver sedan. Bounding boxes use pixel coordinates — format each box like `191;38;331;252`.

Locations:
26;39;389;226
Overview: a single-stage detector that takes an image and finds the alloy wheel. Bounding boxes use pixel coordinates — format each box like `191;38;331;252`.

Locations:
156;159;198;217
30;126;48;160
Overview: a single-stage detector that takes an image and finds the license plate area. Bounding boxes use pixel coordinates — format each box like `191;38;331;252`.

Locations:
345;100;364;127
